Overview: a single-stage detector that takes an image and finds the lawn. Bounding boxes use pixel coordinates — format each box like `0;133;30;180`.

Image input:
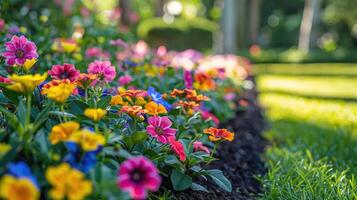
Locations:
257;63;357;199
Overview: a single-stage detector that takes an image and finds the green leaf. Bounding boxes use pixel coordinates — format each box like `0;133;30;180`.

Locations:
206;169;232;192
2;88;20;104
49;111;76;118
68;100;88;115
97;95;111;108
191;182;209;192
123;131;147;149
170;169;193;191
0;106;22;133
17;99;26;125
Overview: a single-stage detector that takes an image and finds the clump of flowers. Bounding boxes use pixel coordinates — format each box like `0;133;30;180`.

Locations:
41;80;76;103
46;163;92;200
67;129;105;151
49;121;80;144
117;156;161;199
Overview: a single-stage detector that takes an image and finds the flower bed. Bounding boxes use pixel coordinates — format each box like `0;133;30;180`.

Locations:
0;28;257;199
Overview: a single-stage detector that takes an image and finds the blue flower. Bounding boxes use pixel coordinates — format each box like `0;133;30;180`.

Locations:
147;86;172;111
63;142;100;173
7;161;39;188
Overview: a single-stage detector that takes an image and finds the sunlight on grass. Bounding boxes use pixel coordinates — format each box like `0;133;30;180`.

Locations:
258;75;357;99
254;63;357;76
258;64;357;199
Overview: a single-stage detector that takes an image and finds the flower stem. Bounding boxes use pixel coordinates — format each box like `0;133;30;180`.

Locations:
25;94;32;127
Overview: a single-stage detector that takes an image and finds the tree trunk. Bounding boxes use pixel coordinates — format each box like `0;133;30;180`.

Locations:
249;0;262;45
298;0;321;52
237;0;247;49
119;0;131;26
155;0;166;16
222;0;238;53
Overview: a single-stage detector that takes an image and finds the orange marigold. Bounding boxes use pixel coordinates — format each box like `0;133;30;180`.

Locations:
145;101;167;116
203;127;234;142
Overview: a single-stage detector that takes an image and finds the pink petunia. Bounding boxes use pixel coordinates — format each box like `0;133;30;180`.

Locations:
2;35;38;66
118;75;132;86
0;76;11;84
117;156;161;200
193;141;210;154
48;63;80;82
168;137;186;161
88;60;116;83
146;116;176;144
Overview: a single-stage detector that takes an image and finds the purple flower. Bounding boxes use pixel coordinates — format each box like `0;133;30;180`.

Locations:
2;35;38;66
117;156;161;199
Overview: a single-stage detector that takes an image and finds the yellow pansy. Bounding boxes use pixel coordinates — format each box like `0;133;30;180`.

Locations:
110;95;128;106
42;82;75;103
145;101;167;116
46;163;92;200
67;129;105;151
22;58;37;71
84;108;107;122
7;73;47;94
0;175;39;200
49;121;80;144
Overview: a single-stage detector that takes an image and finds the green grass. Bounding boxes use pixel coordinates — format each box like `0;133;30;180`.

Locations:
257;64;357;199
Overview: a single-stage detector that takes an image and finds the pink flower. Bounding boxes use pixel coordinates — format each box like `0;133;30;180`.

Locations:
48;63;80;82
200;110;220;125
2;35;38;66
184;70;193;89
0;19;5;32
85;47;102;58
110;39;128;48
0;76;11;84
118;75;132;86
168;137;186;161
146;116;176;144
88;60;116;83
193;141;210;154
117;156;161;200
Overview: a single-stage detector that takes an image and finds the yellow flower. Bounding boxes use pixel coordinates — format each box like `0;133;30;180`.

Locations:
7;73;47;94
0;143;11;156
0;175;39;200
42;82;75;103
145;101;167;116
67;129;105;151
84;108;107;122
22;58;37;71
46;163;92;200
110;95;128;106
134;97;147;106
49;121;80;144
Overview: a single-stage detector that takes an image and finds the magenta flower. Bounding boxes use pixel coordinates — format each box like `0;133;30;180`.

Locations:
193;141;210;154
2;35;38;66
88;60;116;83
118;75;132;86
48;63;80;82
117;156;161;199
184;70;193;89
146;116;176;144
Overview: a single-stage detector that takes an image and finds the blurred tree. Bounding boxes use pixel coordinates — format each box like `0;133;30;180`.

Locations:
249;0;262;44
119;0;132;26
222;0;238;53
298;0;321;52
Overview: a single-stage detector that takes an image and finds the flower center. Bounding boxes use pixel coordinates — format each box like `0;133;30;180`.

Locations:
15;50;24;58
61;72;68;79
155;127;164;135
131;169;144;183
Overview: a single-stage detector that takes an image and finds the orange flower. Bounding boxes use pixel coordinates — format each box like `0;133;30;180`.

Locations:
121;105;146;120
203;127;234;142
119;89;147;98
170;88;210;102
176;100;199;109
170;89;186;98
145;102;167;116
77;73;97;88
194;72;216;91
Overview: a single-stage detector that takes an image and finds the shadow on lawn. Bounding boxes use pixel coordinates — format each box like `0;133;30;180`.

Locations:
267;116;357;175
260;90;357;102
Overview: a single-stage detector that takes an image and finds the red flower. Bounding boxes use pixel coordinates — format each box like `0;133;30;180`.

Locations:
48;63;80;82
168;137;186;161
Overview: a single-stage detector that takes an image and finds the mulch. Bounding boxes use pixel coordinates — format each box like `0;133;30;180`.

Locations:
174;76;268;200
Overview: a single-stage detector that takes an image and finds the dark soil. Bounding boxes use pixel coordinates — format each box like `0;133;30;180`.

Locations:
174;76;268;200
